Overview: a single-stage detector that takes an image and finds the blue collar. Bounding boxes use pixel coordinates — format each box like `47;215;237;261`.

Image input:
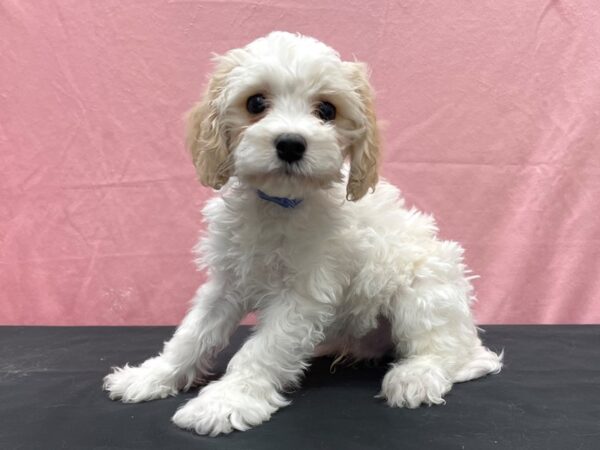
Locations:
257;190;303;209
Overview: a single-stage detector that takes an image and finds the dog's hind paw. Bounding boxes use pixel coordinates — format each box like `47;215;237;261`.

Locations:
379;358;452;409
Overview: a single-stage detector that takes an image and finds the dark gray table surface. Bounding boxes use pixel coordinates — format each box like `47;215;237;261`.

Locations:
1;325;599;450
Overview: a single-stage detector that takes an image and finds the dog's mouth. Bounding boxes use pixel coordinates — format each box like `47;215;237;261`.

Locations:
278;160;327;180
283;164;302;177
265;162;308;179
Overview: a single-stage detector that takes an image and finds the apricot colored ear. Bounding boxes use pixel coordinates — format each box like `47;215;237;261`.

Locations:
343;62;381;201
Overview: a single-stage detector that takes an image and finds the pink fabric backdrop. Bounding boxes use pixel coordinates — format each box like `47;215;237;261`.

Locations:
1;0;599;325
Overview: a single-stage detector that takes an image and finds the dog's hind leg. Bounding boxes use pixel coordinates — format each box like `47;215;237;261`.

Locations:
380;243;502;408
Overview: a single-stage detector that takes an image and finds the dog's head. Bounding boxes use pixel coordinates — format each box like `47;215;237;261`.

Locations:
186;31;380;200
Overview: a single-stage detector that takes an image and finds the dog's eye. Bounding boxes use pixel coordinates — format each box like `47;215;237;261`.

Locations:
316;101;336;122
247;94;267;114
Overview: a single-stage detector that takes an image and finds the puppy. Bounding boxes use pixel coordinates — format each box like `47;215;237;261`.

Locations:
104;31;502;436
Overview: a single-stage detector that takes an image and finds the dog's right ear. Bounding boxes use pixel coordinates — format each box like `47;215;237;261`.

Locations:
185;58;234;190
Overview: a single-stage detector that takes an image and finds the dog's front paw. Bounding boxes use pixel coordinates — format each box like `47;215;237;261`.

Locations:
380;359;452;408
172;379;288;436
103;357;186;403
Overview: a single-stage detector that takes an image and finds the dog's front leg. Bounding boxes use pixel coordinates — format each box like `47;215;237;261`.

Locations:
103;277;245;402
172;293;333;436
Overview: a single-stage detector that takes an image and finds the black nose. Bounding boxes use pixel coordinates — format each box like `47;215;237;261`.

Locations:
275;133;306;163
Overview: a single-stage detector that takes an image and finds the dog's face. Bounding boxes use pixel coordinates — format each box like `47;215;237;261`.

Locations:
187;32;380;200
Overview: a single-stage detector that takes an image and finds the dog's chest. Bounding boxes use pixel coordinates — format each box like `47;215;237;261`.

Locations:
219;211;330;286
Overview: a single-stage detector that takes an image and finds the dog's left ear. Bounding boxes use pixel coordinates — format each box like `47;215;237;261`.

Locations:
343;62;381;201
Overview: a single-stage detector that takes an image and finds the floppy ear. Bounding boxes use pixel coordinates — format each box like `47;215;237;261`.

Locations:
185;59;234;190
343;62;381;201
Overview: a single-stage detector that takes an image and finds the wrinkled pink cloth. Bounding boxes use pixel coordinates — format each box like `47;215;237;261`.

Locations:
1;1;599;325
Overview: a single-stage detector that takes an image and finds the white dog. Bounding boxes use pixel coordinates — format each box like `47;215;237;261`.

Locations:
104;31;502;436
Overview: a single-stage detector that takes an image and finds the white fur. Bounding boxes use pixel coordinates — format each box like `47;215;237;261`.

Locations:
104;31;502;436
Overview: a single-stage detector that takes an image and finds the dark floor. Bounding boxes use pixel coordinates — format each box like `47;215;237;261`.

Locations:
1;325;599;450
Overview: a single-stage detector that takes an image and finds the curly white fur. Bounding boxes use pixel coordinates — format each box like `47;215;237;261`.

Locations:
103;31;502;436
